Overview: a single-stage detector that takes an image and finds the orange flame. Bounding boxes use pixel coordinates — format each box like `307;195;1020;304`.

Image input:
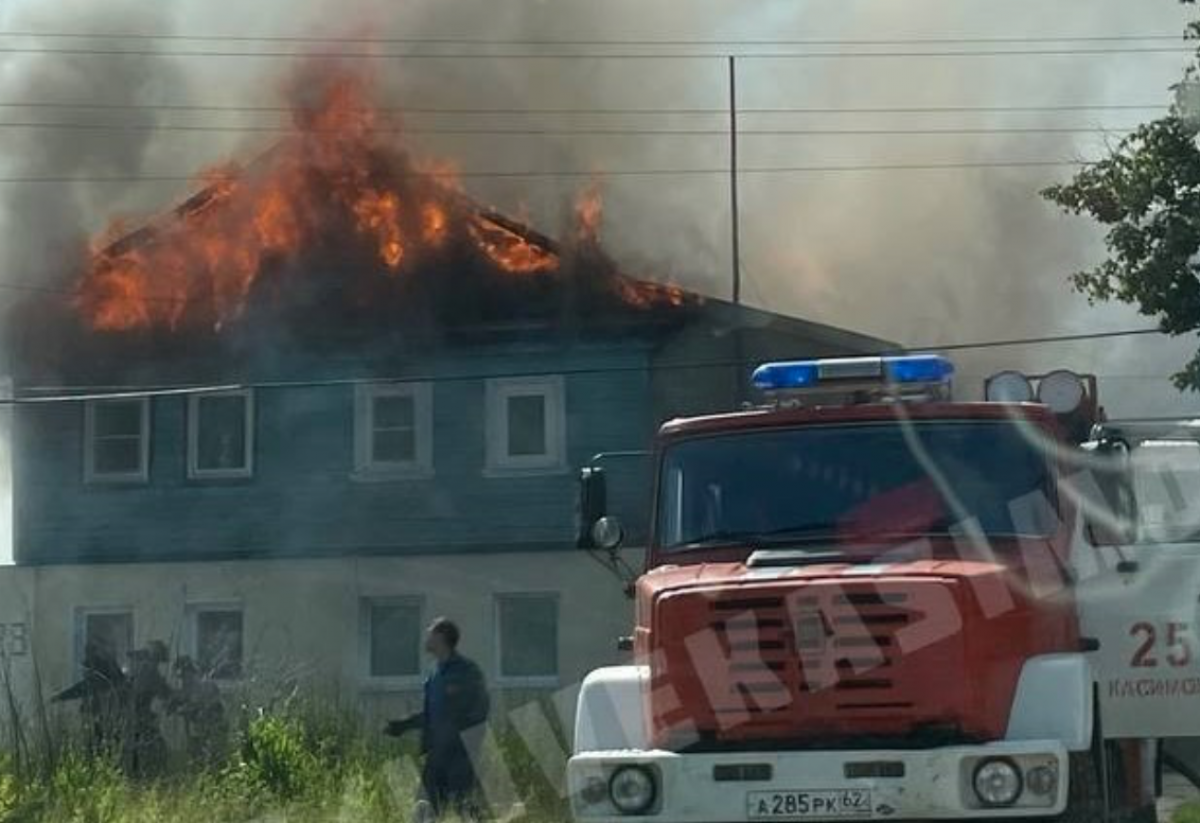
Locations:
73;61;686;332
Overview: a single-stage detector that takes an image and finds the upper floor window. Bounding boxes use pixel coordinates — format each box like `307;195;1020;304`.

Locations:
354;383;433;478
485;376;566;475
188;390;254;479
359;596;424;682
84;398;149;483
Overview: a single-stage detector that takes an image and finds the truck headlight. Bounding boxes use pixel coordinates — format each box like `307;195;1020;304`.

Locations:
973;758;1023;807
609;765;657;815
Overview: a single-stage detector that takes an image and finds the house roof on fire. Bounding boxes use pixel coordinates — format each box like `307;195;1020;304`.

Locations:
7;141;895;385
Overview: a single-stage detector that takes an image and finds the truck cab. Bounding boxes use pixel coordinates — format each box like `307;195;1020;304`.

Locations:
569;355;1180;823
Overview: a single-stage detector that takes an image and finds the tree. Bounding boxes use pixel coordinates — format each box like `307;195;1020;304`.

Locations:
1042;0;1200;389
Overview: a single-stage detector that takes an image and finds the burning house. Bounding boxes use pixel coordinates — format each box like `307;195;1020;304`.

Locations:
0;66;892;725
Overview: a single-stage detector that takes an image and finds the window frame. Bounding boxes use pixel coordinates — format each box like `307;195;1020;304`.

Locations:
358;595;426;689
84;397;150;484
353;383;434;480
73;605;134;679
493;591;561;687
187;389;255;480
185;602;245;682
484;376;566;476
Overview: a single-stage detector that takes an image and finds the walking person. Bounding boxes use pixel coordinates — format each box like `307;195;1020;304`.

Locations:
385;618;491;821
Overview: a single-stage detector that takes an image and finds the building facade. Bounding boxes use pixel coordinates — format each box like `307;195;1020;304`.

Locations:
2;276;893;734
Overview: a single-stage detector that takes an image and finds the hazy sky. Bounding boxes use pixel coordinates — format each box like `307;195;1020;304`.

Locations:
0;0;1197;416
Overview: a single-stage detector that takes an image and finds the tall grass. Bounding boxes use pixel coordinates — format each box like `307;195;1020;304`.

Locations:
0;683;571;823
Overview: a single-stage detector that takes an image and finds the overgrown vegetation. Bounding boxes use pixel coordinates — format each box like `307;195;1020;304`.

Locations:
0;696;570;823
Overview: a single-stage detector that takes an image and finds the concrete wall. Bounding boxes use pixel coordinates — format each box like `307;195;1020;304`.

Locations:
1;551;636;736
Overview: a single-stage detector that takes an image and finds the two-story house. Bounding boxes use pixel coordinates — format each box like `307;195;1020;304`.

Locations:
0;184;893;734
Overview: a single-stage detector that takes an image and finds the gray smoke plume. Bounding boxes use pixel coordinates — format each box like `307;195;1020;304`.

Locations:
0;0;1195;414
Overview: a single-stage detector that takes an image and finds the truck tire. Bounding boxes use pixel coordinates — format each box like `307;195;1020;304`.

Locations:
1052;751;1106;823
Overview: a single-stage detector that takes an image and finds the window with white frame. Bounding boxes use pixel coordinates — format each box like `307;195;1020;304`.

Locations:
84;398;149;482
496;593;559;684
188;390;254;479
354;383;433;477
485;376;566;473
360;597;424;680
188;605;244;680
74;607;134;677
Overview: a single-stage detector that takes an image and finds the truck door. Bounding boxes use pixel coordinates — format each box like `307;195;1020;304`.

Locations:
1075;437;1200;738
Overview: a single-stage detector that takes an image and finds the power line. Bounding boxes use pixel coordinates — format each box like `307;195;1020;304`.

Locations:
0;159;1097;185
0;101;1169;116
0;31;1186;46
0;121;1139;137
0;45;1190;60
5;327;1171;403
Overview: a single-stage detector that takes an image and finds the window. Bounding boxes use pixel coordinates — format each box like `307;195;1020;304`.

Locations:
188;605;244;680
496;593;559;684
354;383;433;477
74;608;133;677
84;398;149;483
360;597;423;681
188;390;254;479
485;377;566;474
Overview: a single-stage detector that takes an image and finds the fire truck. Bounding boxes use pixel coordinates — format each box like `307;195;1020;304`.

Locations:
568;353;1200;822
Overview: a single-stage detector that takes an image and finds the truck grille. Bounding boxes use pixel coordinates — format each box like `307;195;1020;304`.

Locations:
653;577;974;744
709;588;915;714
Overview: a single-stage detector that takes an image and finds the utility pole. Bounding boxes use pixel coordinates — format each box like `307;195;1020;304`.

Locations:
728;55;741;306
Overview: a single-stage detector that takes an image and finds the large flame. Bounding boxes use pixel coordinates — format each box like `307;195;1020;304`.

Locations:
75;63;685;332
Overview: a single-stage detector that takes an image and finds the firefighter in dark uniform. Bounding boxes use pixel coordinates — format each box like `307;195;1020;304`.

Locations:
52;640;128;755
385;617;491;820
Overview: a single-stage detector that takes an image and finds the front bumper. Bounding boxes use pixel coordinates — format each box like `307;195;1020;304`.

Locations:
569;741;1068;821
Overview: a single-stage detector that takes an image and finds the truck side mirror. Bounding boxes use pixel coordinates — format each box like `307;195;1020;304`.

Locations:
577;466;608;549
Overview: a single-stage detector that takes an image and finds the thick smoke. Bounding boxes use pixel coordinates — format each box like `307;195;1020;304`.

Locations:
0;0;1196;413
0;1;186;305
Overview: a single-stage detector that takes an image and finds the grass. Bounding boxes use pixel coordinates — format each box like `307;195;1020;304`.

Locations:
0;696;570;823
1176;802;1200;823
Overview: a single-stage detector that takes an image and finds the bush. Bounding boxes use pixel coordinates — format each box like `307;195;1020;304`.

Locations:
232;713;322;801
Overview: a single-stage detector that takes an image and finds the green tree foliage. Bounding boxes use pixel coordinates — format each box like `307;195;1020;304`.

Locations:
1043;0;1200;388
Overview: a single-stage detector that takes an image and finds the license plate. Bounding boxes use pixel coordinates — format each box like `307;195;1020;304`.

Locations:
747;789;873;820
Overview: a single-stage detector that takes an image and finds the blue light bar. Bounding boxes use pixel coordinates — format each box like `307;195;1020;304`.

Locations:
883;354;955;384
751;361;819;390
752;354;954;392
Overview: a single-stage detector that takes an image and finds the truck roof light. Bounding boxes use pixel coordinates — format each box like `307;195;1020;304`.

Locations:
1036;369;1085;415
752;354;954;395
984;370;1034;403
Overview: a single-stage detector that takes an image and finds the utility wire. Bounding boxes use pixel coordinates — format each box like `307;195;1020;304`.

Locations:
0;159;1098;185
0;102;1169;115
0;46;1190;60
0;122;1139;137
4;327;1173;403
0;31;1186;46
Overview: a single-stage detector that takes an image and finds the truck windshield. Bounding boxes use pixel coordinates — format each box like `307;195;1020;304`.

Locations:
657;420;1057;550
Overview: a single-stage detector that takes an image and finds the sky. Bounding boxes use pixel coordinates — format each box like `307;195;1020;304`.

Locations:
0;0;1197;417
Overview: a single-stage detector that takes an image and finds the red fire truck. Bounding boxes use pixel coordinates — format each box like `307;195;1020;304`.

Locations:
569;354;1200;822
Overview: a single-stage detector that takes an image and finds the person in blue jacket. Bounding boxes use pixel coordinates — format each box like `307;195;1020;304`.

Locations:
385;617;491;819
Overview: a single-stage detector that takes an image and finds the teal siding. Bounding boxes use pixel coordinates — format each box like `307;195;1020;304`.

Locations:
14;344;654;563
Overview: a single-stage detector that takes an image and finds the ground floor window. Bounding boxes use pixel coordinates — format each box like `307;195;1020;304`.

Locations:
495;593;559;685
360;597;424;682
74;608;134;676
188;605;244;680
